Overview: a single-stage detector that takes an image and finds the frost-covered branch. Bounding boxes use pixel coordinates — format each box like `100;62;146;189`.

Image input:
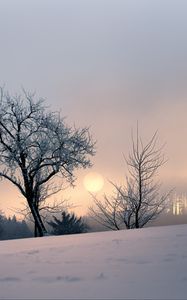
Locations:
0;88;95;236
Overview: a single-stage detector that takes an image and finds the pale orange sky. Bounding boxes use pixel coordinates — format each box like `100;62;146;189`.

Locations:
0;0;187;217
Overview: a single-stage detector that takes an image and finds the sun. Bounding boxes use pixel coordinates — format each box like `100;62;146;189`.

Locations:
83;172;104;193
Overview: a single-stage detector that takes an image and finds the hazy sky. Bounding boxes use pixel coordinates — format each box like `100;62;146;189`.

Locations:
0;0;187;216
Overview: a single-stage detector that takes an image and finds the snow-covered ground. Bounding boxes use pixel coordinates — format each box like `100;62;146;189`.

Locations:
0;224;187;299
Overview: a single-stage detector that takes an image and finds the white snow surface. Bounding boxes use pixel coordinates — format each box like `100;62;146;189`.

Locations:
0;224;187;299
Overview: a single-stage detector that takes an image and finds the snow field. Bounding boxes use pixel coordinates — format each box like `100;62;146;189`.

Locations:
0;224;187;299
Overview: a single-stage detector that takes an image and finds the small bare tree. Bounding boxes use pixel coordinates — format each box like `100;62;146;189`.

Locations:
90;129;170;230
0;88;95;236
89;191;125;230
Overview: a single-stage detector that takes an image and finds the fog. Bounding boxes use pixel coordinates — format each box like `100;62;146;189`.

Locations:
0;0;187;215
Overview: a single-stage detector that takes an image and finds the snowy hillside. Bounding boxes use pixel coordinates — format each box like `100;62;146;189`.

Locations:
0;224;187;299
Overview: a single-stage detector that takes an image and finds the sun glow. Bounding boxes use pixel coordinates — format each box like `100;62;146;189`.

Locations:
83;172;104;193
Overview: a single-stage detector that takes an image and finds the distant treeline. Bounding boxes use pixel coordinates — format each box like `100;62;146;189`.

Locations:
0;210;90;241
0;212;32;240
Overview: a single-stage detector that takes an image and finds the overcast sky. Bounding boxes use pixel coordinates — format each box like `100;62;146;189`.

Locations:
0;0;187;216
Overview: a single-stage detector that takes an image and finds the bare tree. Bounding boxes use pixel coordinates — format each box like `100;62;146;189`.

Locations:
90;128;170;230
89;191;125;230
0;88;95;236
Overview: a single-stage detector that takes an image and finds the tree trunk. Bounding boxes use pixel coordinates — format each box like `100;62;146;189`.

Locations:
34;223;39;237
28;202;47;237
135;213;139;228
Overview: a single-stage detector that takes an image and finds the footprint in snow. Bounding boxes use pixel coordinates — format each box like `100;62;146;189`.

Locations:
0;277;21;282
96;272;107;280
33;275;82;283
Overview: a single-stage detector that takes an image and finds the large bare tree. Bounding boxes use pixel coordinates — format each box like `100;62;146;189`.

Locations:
0;88;95;236
90;129;170;230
